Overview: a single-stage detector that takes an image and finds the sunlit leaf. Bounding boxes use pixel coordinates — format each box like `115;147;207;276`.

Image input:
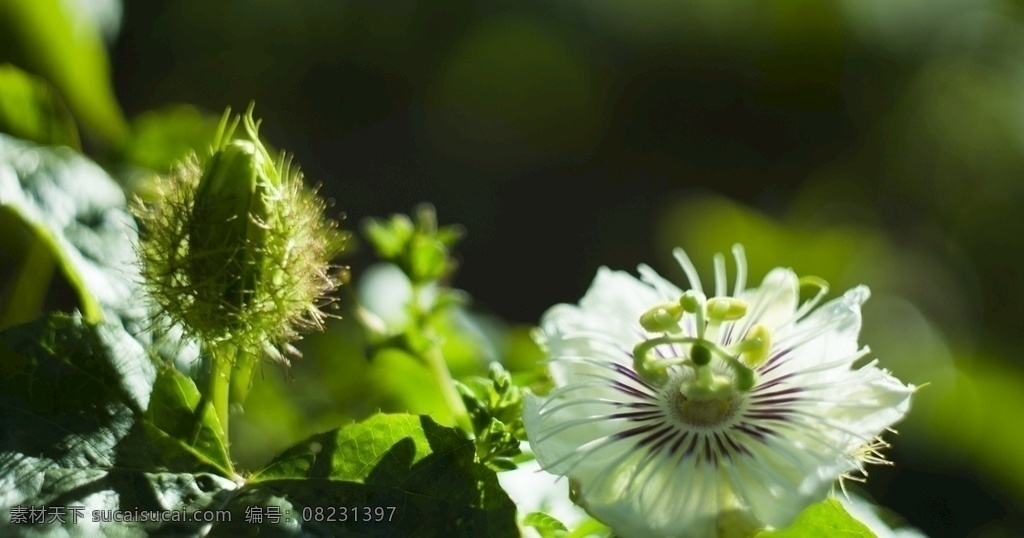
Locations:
0;315;518;536
0;0;127;147
755;499;875;537
250;413;519;536
0;316;231;473
0;315;236;535
0;133;140;329
523;511;568;537
0;64;79;149
123;104;220;172
920;358;1024;502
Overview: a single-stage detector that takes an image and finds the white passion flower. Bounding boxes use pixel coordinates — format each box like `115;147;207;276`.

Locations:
523;245;915;538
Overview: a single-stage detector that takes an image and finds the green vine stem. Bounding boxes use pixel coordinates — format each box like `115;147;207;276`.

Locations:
412;284;473;435
422;328;474;434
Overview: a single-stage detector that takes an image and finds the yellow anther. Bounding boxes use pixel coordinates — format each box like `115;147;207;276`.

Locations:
639;302;684;333
706;297;748;321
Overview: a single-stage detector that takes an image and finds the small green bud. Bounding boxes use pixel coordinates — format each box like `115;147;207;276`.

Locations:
705;297;748;321
362;204;461;285
435;224;466;248
488;361;512;393
189;139;270;315
414;202;438;234
363;215;410;259
639;302;684;333
408;235;448;282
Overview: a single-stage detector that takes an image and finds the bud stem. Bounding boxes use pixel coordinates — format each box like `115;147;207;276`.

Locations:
205;341;236;445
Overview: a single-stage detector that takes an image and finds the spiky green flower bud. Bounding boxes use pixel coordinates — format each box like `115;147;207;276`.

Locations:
189;139;270;317
133;104;347;363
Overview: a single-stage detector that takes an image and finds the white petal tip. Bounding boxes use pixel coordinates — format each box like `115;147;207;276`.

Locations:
844;285;871;306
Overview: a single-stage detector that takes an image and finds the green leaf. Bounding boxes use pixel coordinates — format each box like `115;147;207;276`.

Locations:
137;366;234;475
0;456;238;536
0;133;140;329
250;413;519;537
755;499;876;538
361;207;460;284
0;64;79;149
0;207;58;328
0;316;232;474
0;315;237;535
524;511;568;537
362;215;412;259
0;316;521;537
409;235;449;282
458;363;526;471
0;0;127;147
123;104;220;172
565;517;611;538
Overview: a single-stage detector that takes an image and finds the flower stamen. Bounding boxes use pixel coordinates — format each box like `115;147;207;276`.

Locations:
634;292;764;396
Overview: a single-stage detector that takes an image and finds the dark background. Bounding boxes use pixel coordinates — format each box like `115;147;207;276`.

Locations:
111;1;870;322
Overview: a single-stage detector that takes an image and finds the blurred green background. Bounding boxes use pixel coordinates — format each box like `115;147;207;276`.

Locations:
3;0;1024;535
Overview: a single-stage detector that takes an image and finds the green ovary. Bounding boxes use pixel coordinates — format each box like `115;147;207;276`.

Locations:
675;389;737;427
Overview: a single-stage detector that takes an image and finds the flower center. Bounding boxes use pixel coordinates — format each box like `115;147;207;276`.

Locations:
632;291;770;397
675;392;737;427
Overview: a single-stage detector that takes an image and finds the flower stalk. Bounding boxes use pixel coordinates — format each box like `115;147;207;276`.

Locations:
360;204;473;435
422;326;474;434
206;341;236;440
411;280;474;434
